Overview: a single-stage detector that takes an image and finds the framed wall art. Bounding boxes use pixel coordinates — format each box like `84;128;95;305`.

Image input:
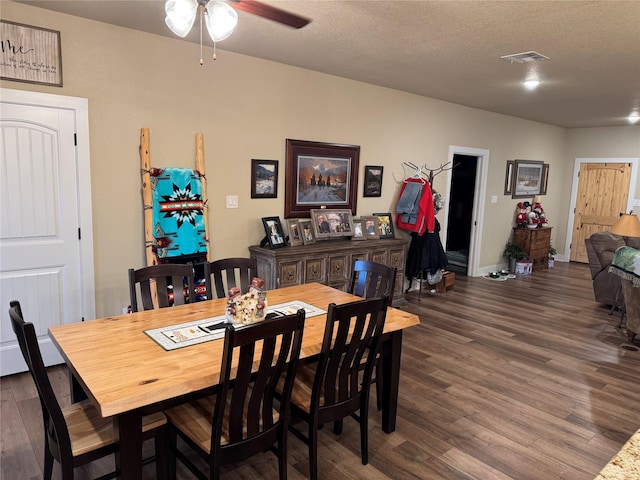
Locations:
251;159;278;199
261;216;287;249
298;219;316;245
286;218;303;246
363;165;383;197
512;160;545;198
310;208;354;240
373;213;395;239
504;160;514;195
284;139;360;218
0;20;63;86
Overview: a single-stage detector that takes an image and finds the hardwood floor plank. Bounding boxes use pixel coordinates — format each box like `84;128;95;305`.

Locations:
1;262;638;479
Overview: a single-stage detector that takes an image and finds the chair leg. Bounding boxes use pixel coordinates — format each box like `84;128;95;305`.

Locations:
155;425;170;480
167;427;177;480
360;405;369;465
43;445;54;480
333;419;343;435
308;423;319;480
278;432;288;480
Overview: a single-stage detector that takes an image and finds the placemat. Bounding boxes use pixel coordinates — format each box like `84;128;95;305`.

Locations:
144;300;326;351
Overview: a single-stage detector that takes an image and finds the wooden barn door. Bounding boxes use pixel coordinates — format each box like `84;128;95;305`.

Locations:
570;162;632;263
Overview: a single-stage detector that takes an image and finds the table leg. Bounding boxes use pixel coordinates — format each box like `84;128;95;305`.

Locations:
114;410;143;480
380;330;402;433
69;371;87;403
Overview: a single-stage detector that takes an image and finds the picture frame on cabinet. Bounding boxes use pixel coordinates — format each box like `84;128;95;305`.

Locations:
298;219;316;245
261;216;287;249
287;219;303;246
310;208;354;240
362;216;379;239
373;213;395;238
351;218;366;241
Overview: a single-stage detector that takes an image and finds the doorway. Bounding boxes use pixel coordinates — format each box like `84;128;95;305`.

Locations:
0;88;95;376
442;146;489;277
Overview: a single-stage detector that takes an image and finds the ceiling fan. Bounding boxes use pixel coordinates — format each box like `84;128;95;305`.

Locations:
165;0;310;63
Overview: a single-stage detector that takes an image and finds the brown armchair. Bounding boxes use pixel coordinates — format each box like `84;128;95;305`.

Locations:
584;232;640;307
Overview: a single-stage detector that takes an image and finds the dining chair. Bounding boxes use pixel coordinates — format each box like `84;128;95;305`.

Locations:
8;300;169;480
286;296;389;480
204;257;258;299
164;309;306;480
348;260;396;410
128;263;196;312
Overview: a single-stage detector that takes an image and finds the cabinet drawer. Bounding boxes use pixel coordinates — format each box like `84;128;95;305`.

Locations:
304;257;326;284
328;254;349;282
278;260;302;287
371;250;388;265
389;248;405;270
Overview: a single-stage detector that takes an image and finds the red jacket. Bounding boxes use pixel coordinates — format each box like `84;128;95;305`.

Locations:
395;178;435;235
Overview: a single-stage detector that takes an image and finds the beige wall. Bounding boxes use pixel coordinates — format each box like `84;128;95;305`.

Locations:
2;2;639;317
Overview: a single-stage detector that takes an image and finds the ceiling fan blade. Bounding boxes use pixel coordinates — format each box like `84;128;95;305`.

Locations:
228;0;311;29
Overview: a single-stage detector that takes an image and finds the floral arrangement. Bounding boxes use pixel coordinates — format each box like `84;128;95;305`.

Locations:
515;200;549;228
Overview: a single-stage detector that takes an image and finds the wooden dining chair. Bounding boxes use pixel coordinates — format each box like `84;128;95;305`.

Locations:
164;310;306;480
8;300;169;480
348;260;396;410
286;296;389;480
204;257;258;299
128;263;196;312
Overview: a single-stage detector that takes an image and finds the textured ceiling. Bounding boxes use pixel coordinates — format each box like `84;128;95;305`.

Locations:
14;0;640;128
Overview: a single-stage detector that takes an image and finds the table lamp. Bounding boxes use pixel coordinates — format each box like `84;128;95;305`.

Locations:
610;213;640;239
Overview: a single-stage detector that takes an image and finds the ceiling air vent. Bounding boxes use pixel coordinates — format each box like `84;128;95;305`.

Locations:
500;51;549;64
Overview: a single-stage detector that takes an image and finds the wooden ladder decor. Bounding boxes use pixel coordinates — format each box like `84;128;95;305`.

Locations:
139;127;211;268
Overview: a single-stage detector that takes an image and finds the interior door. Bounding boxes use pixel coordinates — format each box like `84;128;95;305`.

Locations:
0;93;92;376
570;162;632;263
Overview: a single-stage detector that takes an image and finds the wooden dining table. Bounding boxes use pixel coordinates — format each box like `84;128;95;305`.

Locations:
49;283;420;480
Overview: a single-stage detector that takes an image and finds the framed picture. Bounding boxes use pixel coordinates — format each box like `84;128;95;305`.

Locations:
298;219;316;245
541;163;549;195
285;139;360;218
362;216;379;240
373;213;395;239
0;21;63;87
512;160;545;199
310;208;354;240
261;216;287;249
363;165;384;197
286;219;303;246
351;218;366;241
504;160;514;195
251;159;278;199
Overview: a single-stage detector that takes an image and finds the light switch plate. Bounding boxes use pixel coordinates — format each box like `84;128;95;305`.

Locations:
226;195;238;208
491;195;498;204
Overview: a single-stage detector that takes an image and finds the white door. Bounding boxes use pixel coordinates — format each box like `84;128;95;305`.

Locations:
0;89;95;376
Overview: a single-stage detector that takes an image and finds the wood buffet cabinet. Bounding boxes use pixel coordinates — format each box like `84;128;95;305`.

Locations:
512;226;552;271
249;238;408;306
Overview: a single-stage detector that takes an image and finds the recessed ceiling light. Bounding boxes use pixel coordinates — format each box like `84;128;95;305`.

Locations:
628;112;640;124
522;80;541;90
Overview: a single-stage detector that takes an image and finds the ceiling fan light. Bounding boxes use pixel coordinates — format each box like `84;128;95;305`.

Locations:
165;0;197;38
204;0;238;42
628;112;640;124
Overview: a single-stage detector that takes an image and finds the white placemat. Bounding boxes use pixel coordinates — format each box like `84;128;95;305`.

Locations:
144;300;326;351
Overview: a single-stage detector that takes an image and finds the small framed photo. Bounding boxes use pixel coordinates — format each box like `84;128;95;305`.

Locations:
299;219;316;245
251;159;278;199
363;165;383;197
373;213;395;239
287;219;303;246
261;216;287;249
310;209;354;240
362;216;379;239
351;218;366;241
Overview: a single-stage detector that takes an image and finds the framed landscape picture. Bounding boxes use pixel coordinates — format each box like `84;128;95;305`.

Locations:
251;159;278;198
363;165;383;197
285;139;360;218
512;160;544;198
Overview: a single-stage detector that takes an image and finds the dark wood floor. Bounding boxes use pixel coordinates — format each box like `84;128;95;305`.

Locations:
2;261;639;479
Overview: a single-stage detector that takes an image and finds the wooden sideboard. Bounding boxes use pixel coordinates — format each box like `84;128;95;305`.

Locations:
249;238;408;306
512;226;552;271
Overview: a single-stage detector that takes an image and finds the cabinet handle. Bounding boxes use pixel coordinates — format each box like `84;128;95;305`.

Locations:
287;272;294;280
312;268;318;275
335;265;342;273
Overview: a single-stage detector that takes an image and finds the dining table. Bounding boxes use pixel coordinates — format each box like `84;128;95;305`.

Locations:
48;282;420;480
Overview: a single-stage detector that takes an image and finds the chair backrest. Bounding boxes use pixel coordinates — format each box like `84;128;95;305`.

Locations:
8;301;73;461
128;263;196;312
348;260;396;305
204;257;258;300
211;310;305;468
312;296;388;422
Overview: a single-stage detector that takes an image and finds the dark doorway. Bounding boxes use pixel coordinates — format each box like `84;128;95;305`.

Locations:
445;154;478;274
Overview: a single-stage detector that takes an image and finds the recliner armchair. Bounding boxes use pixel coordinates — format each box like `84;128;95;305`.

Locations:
585;231;640;307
